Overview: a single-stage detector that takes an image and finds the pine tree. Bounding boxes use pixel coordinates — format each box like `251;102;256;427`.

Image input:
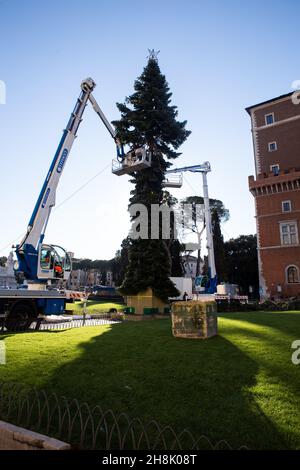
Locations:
112;53;190;302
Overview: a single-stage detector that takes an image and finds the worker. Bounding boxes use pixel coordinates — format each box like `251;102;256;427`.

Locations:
54;263;63;277
125;151;133;167
183;291;188;301
41;249;51;268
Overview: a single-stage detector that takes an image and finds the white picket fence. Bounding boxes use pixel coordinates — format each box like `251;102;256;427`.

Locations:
30;318;120;331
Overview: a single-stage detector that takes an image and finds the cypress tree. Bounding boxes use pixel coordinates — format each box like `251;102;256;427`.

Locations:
112;52;190;301
211;210;226;282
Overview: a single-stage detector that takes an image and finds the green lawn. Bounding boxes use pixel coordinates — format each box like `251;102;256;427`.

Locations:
65;300;125;313
1;311;300;449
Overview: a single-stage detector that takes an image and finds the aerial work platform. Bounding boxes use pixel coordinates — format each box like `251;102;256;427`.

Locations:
112;148;152;176
163;173;183;188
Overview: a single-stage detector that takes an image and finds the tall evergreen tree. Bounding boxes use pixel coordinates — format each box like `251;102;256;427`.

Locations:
113;237;131;286
162;191;184;277
211;210;226;281
112;53;190;301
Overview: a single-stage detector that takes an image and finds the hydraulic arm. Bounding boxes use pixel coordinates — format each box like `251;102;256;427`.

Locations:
165;162;217;293
15;78;127;283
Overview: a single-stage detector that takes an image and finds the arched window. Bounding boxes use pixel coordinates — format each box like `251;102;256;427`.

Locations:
286;265;300;284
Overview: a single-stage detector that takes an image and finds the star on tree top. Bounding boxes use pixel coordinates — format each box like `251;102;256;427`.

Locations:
147;49;160;61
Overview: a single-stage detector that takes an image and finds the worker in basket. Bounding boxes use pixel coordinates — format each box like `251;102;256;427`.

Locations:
54;262;63;277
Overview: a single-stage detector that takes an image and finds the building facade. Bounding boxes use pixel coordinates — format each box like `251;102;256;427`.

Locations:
68;268;114;290
247;92;300;298
68;269;87;290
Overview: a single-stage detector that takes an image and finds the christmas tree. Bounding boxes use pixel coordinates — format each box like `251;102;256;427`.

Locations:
112;51;190;302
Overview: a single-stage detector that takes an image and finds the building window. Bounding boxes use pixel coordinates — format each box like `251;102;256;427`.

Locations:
280;221;298;245
286;265;300;284
265;113;275;125
270;164;280;176
282;200;292;213
268;141;277;152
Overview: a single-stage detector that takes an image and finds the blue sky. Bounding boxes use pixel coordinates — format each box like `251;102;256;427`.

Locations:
0;0;299;259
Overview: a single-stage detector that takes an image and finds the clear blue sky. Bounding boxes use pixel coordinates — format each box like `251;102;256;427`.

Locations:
1;0;299;259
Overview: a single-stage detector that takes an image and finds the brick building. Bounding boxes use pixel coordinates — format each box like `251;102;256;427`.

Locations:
247;92;300;299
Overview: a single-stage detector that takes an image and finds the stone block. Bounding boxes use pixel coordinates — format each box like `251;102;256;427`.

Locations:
171;300;218;339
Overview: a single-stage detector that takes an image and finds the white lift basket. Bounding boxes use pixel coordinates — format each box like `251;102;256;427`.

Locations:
112;148;152;176
163;173;183;188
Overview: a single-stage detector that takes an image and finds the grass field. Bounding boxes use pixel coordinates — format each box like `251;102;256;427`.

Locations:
65;300;125;313
1;310;300;449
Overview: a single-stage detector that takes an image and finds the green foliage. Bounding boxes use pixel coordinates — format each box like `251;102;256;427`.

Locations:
112;58;190;159
224;235;259;295
162;191;184;276
181;196;229;280
169;239;184;277
113;56;190;300
0;256;7;267
211;211;226;281
182;196;230;223
260;298;300;311
217;298;300;312
202;255;208;276
113;237;131;286
120;239;179;302
72;257;121;285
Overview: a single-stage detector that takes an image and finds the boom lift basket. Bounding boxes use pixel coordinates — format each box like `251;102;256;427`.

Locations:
163;173;183;188
112;148;151;176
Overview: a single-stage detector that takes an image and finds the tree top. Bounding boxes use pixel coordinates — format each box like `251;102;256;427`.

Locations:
147;49;160;61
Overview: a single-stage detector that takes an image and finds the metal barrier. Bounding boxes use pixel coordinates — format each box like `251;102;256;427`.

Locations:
0;382;248;450
32;318;120;331
0;315;120;333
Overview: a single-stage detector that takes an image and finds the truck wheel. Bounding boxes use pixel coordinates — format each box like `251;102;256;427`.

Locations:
5;302;37;332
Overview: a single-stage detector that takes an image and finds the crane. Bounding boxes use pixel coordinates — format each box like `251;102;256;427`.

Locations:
14;78;150;286
165;162;217;294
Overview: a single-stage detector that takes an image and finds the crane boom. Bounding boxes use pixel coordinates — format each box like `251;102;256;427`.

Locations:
18;78;96;252
15;78;125;283
166;161;217;293
165;162;211;174
88;93;124;160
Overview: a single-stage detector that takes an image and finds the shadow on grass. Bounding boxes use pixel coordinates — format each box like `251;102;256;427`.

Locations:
220;311;300;410
35;319;287;450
